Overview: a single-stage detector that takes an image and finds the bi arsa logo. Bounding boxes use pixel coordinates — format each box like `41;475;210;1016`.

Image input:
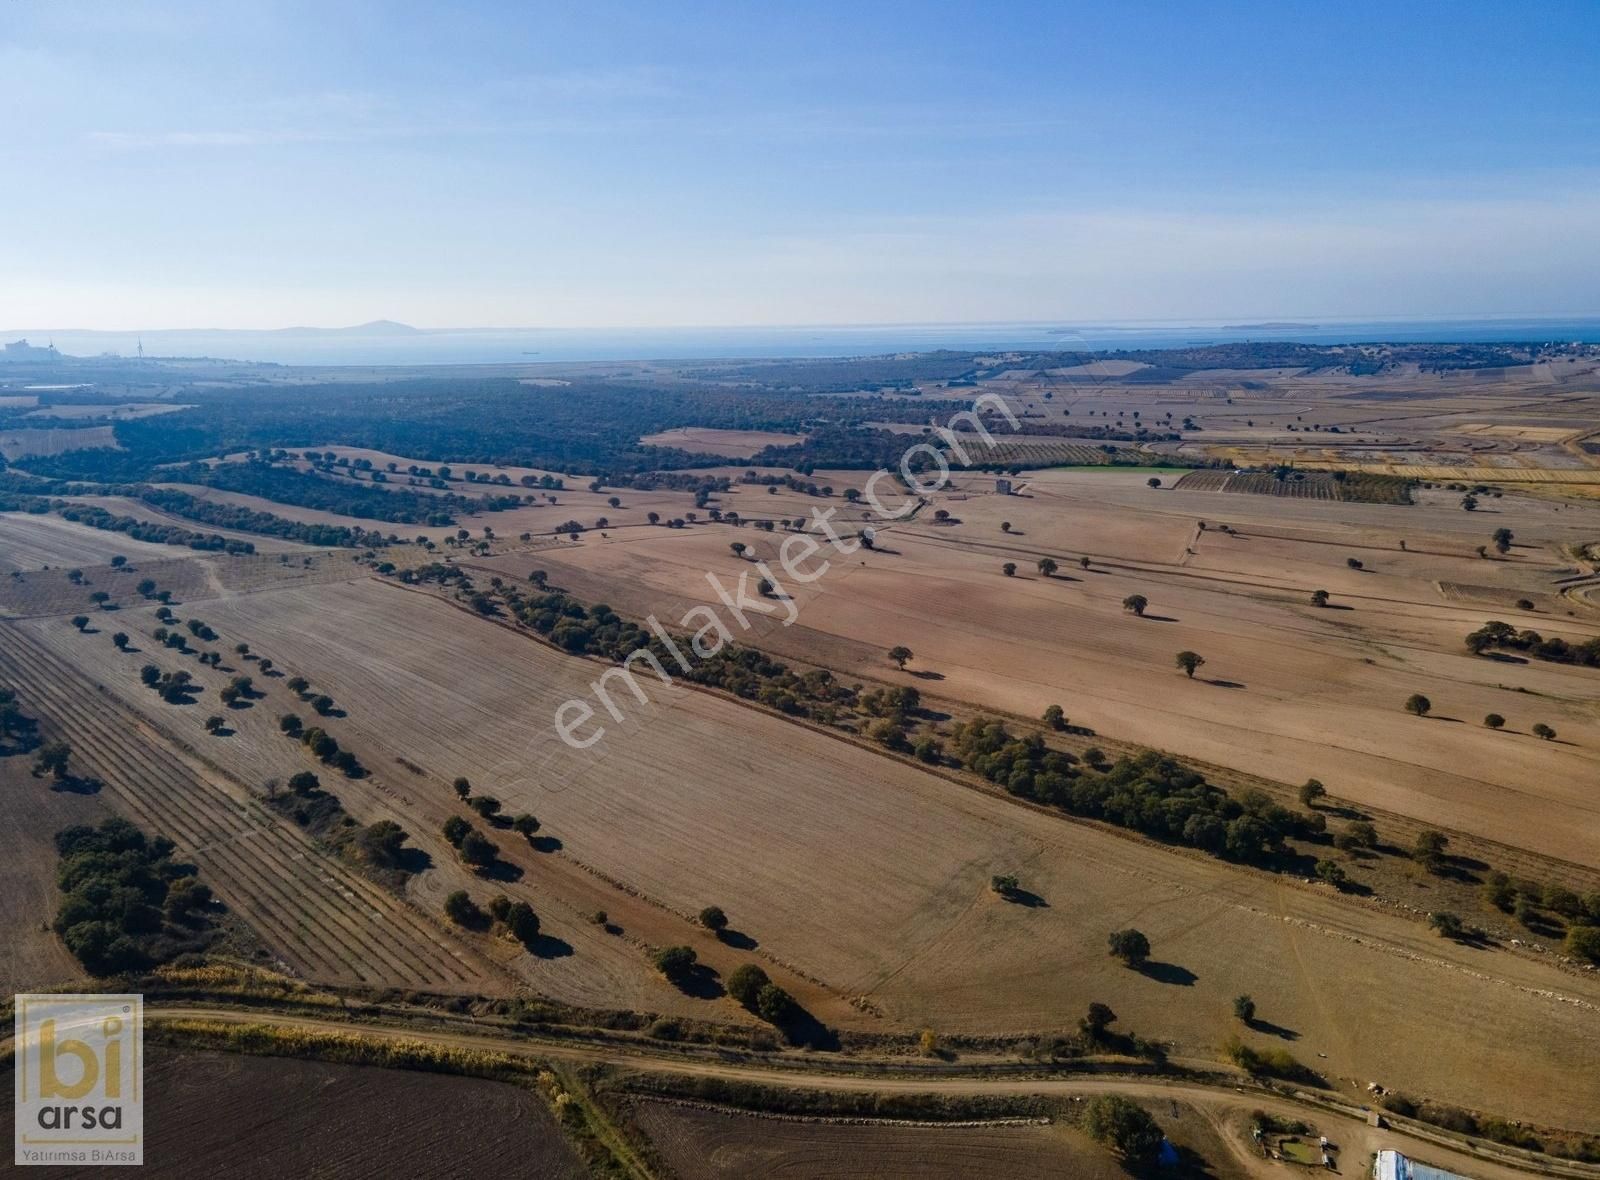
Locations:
14;994;143;1167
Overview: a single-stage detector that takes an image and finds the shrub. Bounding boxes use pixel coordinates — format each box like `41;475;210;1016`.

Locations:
1565;925;1600;965
1233;994;1255;1022
1082;1095;1163;1162
653;945;697;980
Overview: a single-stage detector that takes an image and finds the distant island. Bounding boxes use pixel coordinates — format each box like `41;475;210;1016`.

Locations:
1223;322;1322;330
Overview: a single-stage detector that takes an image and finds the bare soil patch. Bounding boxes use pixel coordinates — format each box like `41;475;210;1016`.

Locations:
0;1046;587;1179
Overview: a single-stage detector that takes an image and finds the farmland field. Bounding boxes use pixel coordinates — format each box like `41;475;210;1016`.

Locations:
6;343;1600;1171
0;1047;588;1179
628;1101;1139;1180
0;423;116;459
23;573;1599;1127
640;426;807;456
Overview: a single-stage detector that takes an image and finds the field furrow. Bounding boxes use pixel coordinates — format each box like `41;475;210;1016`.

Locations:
0;623;491;990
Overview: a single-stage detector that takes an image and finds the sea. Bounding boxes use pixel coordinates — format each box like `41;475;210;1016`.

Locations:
12;317;1600;368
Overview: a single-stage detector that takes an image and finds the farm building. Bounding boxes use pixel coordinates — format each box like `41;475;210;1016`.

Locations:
1372;1149;1473;1180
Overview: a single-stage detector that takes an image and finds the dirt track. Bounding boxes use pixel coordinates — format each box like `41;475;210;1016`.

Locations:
131;1005;1586;1180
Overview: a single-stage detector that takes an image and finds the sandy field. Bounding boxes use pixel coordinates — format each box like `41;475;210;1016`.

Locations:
27;575;1598;1128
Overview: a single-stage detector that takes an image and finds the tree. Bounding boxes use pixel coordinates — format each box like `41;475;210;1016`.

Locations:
1298;779;1326;808
358;820;409;866
1492;527;1513;554
1002;562;1017;577
1532;722;1556;741
1000;521;1012;532
1232;994;1256;1023
1122;594;1148;617
1080;1001;1117;1039
699;905;729;932
1036;557;1058;577
452;776;471;799
443;891;481;926
112;632;129;650
1414;830;1449;872
70;615;89;631
1043;704;1066;731
1564;925;1600;965
287;676;309;695
287;770;319;795
1174;650;1204;678
1082;1095;1163;1162
469;795;502;819
1315;859;1348;889
730;541;747;558
504;901;540;945
32;742;72;781
990;874;1020;898
460;830;497;867
1107;928;1150;966
512;813;540;837
442;815;470;846
755;983;794;1024
727;963;770;1007
1147;477;1162;489
653;945;697;980
1310;589;1330;608
1342;820;1378;850
1079;556;1091;570
1430;911;1465;939
1404;693;1431;717
204;715;225;734
1346;557;1364;570
1460;494;1478;511
888;645;913;670
1484;713;1505;730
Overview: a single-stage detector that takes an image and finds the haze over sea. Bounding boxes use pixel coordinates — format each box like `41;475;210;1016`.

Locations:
10;318;1600;368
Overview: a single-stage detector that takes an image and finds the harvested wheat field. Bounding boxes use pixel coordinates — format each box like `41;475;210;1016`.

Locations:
527;466;1600;867
640;426;807;456
0;511;185;572
0;1047;587;1179
34;574;1596;1129
0;424;117;459
0;621;499;991
628;1101;1141;1180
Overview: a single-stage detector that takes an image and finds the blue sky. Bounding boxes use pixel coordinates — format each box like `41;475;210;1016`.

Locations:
4;0;1599;329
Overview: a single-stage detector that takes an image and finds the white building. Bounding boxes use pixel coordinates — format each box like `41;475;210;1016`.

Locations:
1373;1149;1474;1180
